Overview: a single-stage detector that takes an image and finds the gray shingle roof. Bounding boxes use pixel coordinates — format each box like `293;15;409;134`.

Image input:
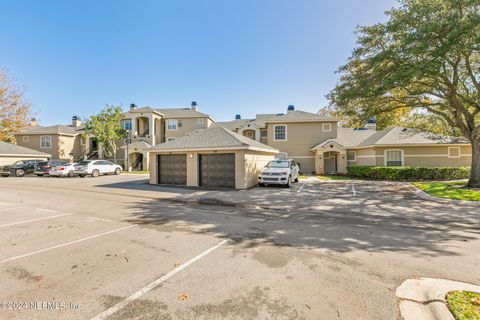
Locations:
154;108;212;119
14;125;80;136
212;119;255;131
312;128;377;149
149;127;278;152
357;127;468;146
0;141;51;156
264;110;336;122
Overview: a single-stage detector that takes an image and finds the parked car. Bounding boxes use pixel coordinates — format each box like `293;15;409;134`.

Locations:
49;162;78;177
258;159;300;188
34;160;67;176
74;160;122;177
0;159;43;177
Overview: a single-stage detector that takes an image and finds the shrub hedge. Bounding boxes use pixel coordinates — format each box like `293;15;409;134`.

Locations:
346;166;470;181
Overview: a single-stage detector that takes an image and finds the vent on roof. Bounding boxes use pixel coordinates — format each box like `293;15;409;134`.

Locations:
235;114;241;120
287;105;295;112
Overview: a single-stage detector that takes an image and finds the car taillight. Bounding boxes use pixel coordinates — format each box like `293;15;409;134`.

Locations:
59;167;65;170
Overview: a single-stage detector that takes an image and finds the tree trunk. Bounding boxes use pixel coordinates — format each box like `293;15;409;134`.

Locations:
467;138;480;188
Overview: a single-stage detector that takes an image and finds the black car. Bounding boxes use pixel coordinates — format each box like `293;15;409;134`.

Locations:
0;159;43;177
34;160;67;176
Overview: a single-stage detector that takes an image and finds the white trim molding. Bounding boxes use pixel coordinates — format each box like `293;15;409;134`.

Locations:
384;149;404;166
448;147;461;158
273;125;287;141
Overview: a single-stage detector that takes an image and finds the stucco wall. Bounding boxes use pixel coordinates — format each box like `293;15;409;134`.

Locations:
165;117;210;139
373;145;472;167
265;121;337;173
15;134;61;159
244;151;276;189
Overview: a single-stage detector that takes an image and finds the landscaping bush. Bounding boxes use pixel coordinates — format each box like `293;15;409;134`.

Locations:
346;166;470;181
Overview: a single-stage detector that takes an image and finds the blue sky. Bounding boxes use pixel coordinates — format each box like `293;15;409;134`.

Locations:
1;0;397;125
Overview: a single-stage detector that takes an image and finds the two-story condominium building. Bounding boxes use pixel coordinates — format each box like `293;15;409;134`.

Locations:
14;116;89;162
210;105;471;175
120;102;215;171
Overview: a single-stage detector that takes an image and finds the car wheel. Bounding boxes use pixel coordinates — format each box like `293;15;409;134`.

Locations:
258;183;265;187
15;169;25;177
285;176;291;188
91;169;99;177
114;168;121;175
294;175;299;183
67;170;74;177
79;174;86;178
36;174;44;177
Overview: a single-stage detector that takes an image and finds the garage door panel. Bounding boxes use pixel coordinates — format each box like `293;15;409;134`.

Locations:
200;153;235;188
158;154;187;185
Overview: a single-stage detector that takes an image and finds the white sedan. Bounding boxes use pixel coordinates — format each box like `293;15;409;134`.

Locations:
74;160;122;178
49;163;77;177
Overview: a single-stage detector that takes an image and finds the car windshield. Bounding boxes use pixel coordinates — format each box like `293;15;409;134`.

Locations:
13;160;26;165
37;162;48;166
266;160;290;168
78;161;91;165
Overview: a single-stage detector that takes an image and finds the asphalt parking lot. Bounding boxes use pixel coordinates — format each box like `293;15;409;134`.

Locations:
1;175;479;320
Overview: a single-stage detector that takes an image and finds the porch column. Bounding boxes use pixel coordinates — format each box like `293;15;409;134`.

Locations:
314;149;324;175
149;115;155;145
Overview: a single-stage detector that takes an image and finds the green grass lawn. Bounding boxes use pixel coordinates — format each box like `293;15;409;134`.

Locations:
446;291;480;320
315;175;353;181
125;170;150;174
413;181;480;201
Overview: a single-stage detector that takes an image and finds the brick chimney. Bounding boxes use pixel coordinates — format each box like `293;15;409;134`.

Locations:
30;118;37;126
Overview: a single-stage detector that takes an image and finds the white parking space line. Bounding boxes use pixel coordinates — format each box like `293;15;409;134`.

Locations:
0;206;27;212
297;183;307;193
90;239;228;320
0;213;73;228
352;184;357;197
0;224;136;264
35;208;58;213
0;202;12;206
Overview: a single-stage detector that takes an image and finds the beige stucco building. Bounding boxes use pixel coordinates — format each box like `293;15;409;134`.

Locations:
216;107;472;176
148;127;278;189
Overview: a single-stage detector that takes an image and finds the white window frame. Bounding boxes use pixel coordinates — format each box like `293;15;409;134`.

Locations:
124;119;132;131
40;135;52;149
322;123;332;132
347;150;356;161
80;136;86;145
384;149;404;167
448;147;461;158
197;118;204;125
273;125;287;141
22;136;29;142
167;119;177;131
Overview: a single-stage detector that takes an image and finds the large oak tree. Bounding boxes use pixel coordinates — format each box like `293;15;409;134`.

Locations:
0;70;31;143
329;0;480;187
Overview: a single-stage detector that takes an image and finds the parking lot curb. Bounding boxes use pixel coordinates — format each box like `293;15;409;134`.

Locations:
396;278;480;320
411;185;480;207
